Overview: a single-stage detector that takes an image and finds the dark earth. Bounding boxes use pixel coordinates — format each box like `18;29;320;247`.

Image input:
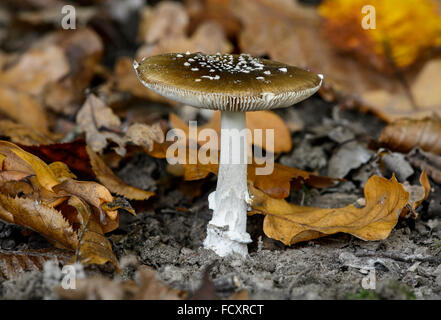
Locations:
1;96;441;300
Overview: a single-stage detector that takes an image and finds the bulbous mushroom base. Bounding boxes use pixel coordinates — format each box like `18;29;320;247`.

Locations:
204;225;251;257
203;111;252;257
204;191;252;257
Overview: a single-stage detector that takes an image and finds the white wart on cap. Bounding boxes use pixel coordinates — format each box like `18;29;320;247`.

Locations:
134;52;323;112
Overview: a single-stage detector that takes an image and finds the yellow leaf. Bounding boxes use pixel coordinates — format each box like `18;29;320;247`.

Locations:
249;175;413;245
68;196;118;269
0;195;78;250
11;147;60;192
53;179;118;220
48;162;77;181
319;0;441;71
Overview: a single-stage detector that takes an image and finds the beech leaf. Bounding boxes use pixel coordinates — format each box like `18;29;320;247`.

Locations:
249;174;429;245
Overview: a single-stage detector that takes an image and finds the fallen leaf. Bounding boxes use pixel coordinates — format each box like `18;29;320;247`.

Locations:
44;28;103;115
54;179;118;221
183;160;340;199
408;148;441;184
137;1;189;44
10;147;60;192
0;141;131;270
68;196;118;269
0;86;49;133
0;195;78;250
55;266;186;300
76;94;165;155
186;0;242;37
0;248;72;280
76;93;122;154
0;120;54;146
86;145;155;201
401;171;431;218
380;118;441;154
249;174;428;245
136;1;232;58
169;110;292;153
124;123;165;152
20;140;95;179
328;141;374;179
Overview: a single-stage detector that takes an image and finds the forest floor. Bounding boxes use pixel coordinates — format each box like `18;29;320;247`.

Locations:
2;97;440;300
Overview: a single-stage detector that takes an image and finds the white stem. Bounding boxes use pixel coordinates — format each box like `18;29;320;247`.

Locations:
203;111;251;257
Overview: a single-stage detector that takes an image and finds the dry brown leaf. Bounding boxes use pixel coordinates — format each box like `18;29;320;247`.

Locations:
0;86;49;133
185;0;242;37
0;44;68;95
0;248;72;280
0;195;78;250
249;175;425;245
136;1;232;58
44;28;103;115
48;161;77;181
76;94;165;155
137;21;232;61
408;149;441;184
0;41;69;132
183;160;339;199
68;196;118;269
86;146;155;201
0;120;54;146
400;171;431;219
0;141;35;180
55;266;186;300
76;93;122;154
124;123;165;152
380;118;441;154
0;141;129;268
54;179;118;221
231;0;441;121
169;110;292;153
138;1;189;44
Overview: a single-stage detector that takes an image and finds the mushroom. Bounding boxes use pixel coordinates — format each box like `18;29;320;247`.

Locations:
133;52;323;257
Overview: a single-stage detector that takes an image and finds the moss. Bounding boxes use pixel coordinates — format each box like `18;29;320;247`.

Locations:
348;289;379;300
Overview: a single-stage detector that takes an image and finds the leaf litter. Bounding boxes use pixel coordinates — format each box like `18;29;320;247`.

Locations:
0;0;440;300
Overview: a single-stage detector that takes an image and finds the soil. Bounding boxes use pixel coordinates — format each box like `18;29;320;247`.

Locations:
1;97;441;300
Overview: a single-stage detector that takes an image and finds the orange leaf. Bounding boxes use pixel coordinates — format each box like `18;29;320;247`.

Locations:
249;175;414;245
169;110;292;153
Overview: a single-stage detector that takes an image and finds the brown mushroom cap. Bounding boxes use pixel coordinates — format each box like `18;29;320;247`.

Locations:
134;52;322;112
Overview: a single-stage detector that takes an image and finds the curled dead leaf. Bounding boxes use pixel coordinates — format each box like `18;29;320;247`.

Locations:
68;196;119;269
0;195;78;250
76;94;165;155
249;174;429;245
86;146;154;201
380;118;441;154
0;248;72;280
